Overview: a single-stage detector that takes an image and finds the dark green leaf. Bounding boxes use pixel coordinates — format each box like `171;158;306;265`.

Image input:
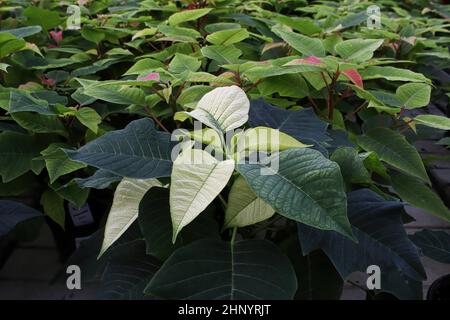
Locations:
65;119;175;179
146;239;297;299
248;99;329;143
298;188;426;282
238;148;354;240
0;200;42;236
357;128;430;184
138;187;219;260
100;240;161;300
410;229;450;263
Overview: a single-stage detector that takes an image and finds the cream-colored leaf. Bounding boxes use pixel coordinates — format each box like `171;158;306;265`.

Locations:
98;177;162;258
231;127;311;161
170;149;234;242
224;176;275;229
188;85;249;132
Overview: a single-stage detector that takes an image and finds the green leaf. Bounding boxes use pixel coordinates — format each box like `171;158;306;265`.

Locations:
139;187;219;260
360;66;431;83
83;85;146;106
65;119;175;179
356;128;430;184
23;7;63;31
414;115;450;130
40;188;65;229
176;86;212;107
11;112;66;135
271;24;325;57
201;45;242;65
0;200;42;236
330;147;371;189
168;53;201;74
80;29;105;44
206;28;250;46
298;189;426;282
335;39;384;62
158;25;200;43
224;176;275;229
123;58;165;76
437;137;450;147
361;151;389;180
0;26;42;38
391;172;450;222
146;239;297;299
41;143;86;184
75;107;102;133
0;172;38;197
168;8;212;26
410;229;450;264
170;149;234;242
0;33;26;58
379;272;423;300
98;178;162;257
74;170;121;190
0;132;43;182
274;16;321;36
187;85;249;132
132;28;157;40
396;83;431;109
184;71;235;84
204;23;241;33
237;148;354;240
51;181;89;208
8;91;54;115
258;74;309;98
248;99;329;143
244;63;324;82
296;249;344;299
281;236;343;300
100;240;161;300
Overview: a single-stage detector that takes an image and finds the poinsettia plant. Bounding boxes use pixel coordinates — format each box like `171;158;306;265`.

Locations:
1;0;450;300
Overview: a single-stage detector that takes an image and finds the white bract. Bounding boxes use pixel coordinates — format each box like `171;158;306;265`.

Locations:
98;178;162;258
187;85;250;133
170;149;235;242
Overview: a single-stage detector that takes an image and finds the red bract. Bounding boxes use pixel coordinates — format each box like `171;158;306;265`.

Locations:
341;69;363;88
304;56;322;64
138;73;160;82
49;30;63;46
284;56;322;65
42;77;55;86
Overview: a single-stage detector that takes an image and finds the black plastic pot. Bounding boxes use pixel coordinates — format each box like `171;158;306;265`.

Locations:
427;274;450;300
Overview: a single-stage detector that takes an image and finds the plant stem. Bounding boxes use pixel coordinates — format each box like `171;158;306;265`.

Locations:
244;79;261;93
144;106;170;133
230;227;237;247
307;96;327;118
347;101;368;119
150;87;165;101
218;194;227;208
320;72;332;118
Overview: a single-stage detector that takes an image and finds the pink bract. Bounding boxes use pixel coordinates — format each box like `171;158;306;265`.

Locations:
341;69;363;88
138;73;160;82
